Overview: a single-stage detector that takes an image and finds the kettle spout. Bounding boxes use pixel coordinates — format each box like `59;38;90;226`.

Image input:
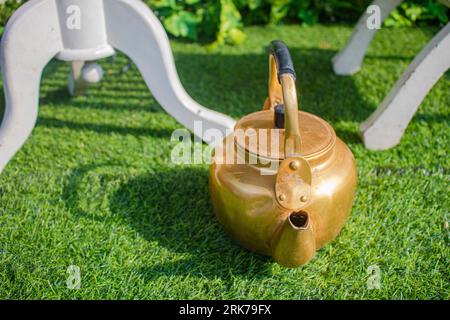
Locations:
272;211;316;267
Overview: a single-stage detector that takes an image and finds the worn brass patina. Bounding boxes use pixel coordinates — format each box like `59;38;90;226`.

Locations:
209;41;357;267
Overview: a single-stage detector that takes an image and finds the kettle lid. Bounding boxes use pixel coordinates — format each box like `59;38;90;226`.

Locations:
234;110;336;161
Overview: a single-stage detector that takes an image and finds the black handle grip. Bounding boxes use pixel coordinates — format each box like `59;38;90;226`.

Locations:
269;40;296;82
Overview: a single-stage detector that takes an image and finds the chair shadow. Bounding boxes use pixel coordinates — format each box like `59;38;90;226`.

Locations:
39;59;164;113
36;115;174;138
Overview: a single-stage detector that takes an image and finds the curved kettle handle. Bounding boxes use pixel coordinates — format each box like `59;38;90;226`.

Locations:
267;40;302;157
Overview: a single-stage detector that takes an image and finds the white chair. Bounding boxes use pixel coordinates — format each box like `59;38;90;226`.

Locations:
333;0;450;150
0;0;236;174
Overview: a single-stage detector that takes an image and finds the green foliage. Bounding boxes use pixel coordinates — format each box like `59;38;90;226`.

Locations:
0;0;23;28
0;0;448;44
148;0;449;45
385;0;449;27
151;0;203;40
150;0;246;47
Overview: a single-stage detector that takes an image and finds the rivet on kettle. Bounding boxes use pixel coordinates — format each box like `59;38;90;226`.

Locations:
300;195;308;202
278;194;286;201
289;161;300;170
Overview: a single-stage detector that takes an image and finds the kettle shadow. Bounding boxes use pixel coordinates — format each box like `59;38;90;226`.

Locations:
60;164;275;280
110;166;275;280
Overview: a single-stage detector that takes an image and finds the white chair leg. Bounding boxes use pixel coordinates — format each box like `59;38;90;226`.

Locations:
68;61;104;96
0;0;236;175
103;0;236;144
332;0;404;75
68;61;87;96
361;23;450;150
0;0;62;173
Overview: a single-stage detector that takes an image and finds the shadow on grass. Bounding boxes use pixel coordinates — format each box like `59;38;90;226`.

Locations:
39;81;164;113
36;116;174;138
175;47;376;123
110;167;275;279
61;164;275;279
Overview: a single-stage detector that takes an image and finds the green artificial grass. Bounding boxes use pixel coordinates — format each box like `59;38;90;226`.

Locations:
0;25;449;299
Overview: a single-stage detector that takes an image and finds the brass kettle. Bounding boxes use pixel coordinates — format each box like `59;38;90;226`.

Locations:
209;41;357;267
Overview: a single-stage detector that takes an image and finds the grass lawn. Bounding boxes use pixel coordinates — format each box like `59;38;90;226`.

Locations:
0;24;448;299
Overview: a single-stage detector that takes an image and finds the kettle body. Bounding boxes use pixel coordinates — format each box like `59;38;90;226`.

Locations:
209;41;357;267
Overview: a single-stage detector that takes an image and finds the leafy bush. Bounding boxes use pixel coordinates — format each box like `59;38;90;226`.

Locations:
150;0;448;46
0;0;448;46
150;0;246;48
385;0;449;26
0;0;22;32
